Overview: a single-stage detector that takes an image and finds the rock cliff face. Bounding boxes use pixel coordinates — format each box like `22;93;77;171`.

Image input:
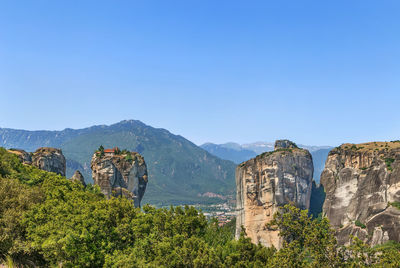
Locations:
70;170;86;186
8;147;66;176
8;149;32;164
236;140;313;249
91;150;148;207
31;147;66;176
321;141;400;246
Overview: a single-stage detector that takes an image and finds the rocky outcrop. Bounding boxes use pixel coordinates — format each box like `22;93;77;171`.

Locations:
8;149;32;164
8;147;66;176
31;147;66;176
236;140;313;249
321;141;400;246
274;139;298;149
70;170;86;186
91;149;148;207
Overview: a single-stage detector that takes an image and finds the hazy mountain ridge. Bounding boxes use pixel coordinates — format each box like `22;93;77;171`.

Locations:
200;143;257;164
0;120;236;205
201;142;333;183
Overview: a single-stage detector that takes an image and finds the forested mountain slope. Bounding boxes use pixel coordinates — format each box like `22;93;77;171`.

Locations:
0;120;236;205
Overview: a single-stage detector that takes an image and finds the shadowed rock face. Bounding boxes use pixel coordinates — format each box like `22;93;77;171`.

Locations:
70;170;86;186
236;140;313;249
91;151;148;207
321;141;400;246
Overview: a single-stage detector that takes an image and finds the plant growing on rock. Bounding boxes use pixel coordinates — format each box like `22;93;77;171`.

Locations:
355;220;366;229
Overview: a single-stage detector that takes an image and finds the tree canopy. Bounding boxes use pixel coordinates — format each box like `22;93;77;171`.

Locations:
0;147;400;267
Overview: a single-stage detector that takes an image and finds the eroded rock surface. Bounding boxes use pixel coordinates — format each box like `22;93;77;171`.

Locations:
70;170;86;186
236;140;313;249
8;149;32;164
8;147;66;176
91;149;148;207
31;147;66;176
321;141;400;246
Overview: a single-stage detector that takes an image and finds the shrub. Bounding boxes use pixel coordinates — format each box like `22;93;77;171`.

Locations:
384;158;395;171
355;220;366;229
389;202;400;210
124;152;133;162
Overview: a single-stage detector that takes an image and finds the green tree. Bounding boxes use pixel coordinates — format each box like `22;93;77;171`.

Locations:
0;178;45;266
267;204;341;267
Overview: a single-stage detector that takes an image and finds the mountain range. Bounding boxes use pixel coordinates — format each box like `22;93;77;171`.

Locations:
0;120;235;205
0;120;333;206
200;142;332;183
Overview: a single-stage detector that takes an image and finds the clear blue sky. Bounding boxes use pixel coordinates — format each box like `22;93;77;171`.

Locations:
1;0;399;146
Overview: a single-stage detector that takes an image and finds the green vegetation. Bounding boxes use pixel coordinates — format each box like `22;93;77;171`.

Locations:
355;220;366;229
258;148;296;159
57;121;236;205
0;121;236;205
97;145;105;157
276;148;293;153
389;201;400;210
124;151;133;162
259;151;274;158
384;158;395;171
373;240;400;251
350;145;365;151
1;148;400;267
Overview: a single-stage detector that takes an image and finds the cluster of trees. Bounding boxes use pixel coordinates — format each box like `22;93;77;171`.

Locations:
96;145;131;159
1;147;400;267
97;145;105;157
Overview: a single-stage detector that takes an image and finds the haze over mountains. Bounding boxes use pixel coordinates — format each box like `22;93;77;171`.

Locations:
0;119;333;207
0;120;235;205
201;142;333;183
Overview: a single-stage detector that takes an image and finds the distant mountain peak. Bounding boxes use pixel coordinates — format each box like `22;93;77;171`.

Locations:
0;120;236;205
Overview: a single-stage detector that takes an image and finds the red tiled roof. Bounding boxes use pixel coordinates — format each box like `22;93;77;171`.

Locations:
104;147;119;153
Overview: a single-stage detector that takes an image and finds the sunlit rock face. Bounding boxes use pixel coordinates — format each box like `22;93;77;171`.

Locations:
91;149;148;207
235;140;313;249
8;147;66;177
321;142;400;246
7;148;32;165
31;147;66;176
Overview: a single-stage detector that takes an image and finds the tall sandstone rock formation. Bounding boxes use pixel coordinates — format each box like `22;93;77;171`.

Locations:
8;147;66;176
236;140;314;249
91;149;148;208
321;141;400;246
